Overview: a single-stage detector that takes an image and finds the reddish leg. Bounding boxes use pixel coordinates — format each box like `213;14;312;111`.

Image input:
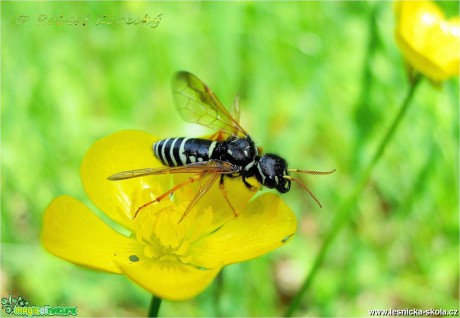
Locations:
208;130;227;142
133;173;205;218
219;176;239;217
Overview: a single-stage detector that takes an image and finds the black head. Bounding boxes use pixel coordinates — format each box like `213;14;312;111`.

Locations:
225;137;257;167
255;154;291;193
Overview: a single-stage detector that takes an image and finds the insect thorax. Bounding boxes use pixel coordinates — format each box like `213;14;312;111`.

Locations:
220;136;257;168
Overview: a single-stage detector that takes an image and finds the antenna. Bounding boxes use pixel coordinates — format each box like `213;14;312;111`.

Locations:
284;169;336;208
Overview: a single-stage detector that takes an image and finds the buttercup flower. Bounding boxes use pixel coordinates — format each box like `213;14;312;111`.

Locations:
394;0;460;81
42;130;297;300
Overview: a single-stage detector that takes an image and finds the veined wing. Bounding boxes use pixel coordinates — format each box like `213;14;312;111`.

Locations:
178;172;221;223
108;160;239;181
172;71;249;137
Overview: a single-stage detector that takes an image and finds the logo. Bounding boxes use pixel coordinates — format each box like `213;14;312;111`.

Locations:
1;295;29;314
1;294;78;316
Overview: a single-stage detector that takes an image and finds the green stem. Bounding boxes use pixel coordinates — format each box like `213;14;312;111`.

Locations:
147;295;162;318
284;75;422;317
213;269;224;316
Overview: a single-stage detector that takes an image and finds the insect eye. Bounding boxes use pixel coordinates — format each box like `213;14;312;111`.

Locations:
276;177;291;193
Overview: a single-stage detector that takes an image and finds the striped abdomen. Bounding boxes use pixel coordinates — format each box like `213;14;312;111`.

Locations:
153;137;218;167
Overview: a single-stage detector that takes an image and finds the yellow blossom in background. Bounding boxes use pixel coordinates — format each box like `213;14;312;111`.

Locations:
41;130;297;301
394;0;460;81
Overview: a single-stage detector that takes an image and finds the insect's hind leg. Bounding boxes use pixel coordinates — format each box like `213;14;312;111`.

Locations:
133;173;205;218
219;175;239;217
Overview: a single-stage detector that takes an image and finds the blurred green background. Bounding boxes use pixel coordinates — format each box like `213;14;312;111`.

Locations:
2;1;458;316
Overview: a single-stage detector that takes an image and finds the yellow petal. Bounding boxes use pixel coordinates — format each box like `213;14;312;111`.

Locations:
117;258;221;301
395;1;460;81
42;195;144;273
81;130;168;230
190;193;297;268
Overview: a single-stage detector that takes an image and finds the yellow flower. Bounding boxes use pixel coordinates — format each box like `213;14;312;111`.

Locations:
41;130;297;300
394;0;460;81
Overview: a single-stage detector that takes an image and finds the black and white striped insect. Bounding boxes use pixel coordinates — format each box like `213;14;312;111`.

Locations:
108;71;335;222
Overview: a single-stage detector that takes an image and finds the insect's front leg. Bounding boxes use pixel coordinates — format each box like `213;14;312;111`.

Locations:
242;176;260;192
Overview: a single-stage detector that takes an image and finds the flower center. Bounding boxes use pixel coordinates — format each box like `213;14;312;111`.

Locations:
135;200;214;268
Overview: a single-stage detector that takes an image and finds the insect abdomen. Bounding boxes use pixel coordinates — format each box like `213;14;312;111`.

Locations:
153;138;218;167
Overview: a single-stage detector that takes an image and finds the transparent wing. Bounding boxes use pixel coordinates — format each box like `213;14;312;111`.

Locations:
231;94;241;128
108;160;238;181
178;172;221;223
172;71;248;137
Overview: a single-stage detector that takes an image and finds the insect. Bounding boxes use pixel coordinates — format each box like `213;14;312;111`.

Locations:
108;71;335;222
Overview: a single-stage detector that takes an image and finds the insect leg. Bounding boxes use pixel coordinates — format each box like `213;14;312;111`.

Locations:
242;177;254;190
208;129;227;142
242;176;261;192
178;172;220;224
133;173;206;218
219;175;239;217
